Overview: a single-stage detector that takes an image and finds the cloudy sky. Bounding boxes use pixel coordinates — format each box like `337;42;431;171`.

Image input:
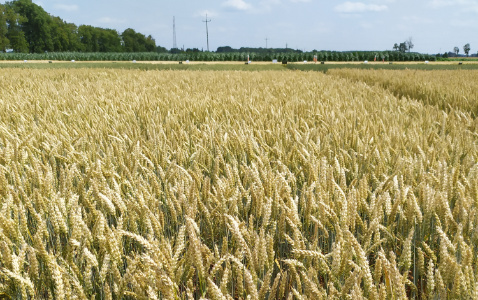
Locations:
3;0;477;54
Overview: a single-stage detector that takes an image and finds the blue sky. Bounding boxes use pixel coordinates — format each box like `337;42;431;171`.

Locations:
4;0;478;54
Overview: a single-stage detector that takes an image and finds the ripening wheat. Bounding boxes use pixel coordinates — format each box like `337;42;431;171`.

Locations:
0;68;477;299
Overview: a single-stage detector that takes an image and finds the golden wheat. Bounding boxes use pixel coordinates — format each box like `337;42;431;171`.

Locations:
0;68;476;299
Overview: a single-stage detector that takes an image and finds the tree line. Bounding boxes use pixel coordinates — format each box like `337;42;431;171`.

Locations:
0;0;158;53
452;44;472;56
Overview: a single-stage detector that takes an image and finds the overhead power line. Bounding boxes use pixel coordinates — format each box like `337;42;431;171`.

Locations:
203;14;211;52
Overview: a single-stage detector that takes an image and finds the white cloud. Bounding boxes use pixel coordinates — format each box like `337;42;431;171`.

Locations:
290;0;311;2
54;4;79;12
429;0;478;11
335;2;388;13
97;17;125;25
222;0;253;10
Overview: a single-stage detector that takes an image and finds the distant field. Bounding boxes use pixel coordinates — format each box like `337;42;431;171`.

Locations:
1;60;478;71
0;68;477;299
329;68;478;116
0;61;286;71
287;61;478;71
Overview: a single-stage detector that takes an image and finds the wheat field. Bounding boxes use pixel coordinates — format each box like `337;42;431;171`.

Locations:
0;68;477;299
329;68;478;117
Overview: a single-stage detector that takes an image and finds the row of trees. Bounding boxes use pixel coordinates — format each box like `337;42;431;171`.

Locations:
453;43;472;56
392;37;414;53
0;0;158;53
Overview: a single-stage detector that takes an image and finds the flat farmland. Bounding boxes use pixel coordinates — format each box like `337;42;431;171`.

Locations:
0;68;477;299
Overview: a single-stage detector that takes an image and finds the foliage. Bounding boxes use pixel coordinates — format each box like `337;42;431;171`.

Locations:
464;43;471;57
393;42;408;53
122;28;156;52
9;0;54;53
0;5;8;52
0;0;161;53
405;37;414;53
1;2;28;52
78;25;123;53
0;50;438;62
393;38;413;53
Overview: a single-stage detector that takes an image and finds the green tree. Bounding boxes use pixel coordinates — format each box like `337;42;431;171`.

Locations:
78;25;122;52
3;3;28;52
122;28;138;52
405;37;414;53
0;4;10;51
50;17;69;51
50;17;82;51
156;45;168;53
454;46;459;56
464;43;470;57
98;28;122;52
78;25;95;51
122;28;156;52
399;42;408;53
9;0;54;52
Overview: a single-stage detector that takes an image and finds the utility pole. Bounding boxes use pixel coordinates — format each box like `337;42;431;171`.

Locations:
203;14;211;52
173;16;177;49
265;38;268;49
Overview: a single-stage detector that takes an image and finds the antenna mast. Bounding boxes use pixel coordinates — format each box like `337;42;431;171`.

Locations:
173;16;177;49
203;14;211;51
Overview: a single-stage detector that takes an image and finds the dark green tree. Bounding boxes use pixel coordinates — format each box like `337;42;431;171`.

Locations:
0;4;9;51
98;28;122;52
399;42;408;53
454;46;459;55
464;43;470;57
50;17;82;51
156;45;168;53
121;28;136;52
3;3;28;52
8;0;54;52
405;37;414;53
78;25;96;51
122;28;156;52
78;25;122;52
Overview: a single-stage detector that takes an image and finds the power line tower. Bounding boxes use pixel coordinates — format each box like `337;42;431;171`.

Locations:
173;16;177;49
203;14;211;52
265;37;269;49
